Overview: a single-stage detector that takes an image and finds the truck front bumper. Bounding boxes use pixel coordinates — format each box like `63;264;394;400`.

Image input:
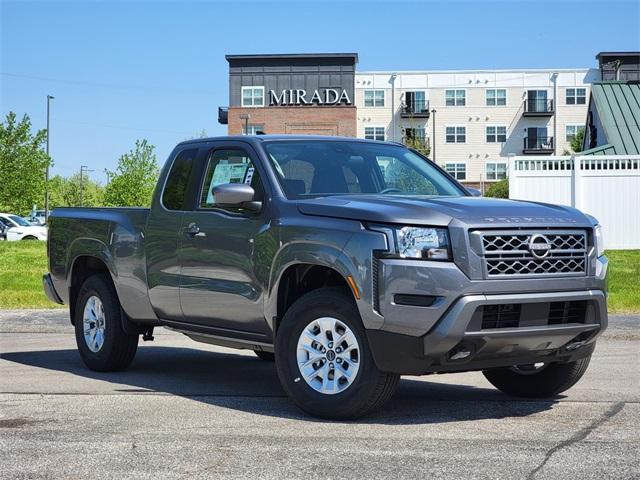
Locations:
367;289;605;375
365;256;608;375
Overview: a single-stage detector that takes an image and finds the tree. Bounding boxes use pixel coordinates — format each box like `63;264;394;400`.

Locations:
104;139;159;207
570;128;585;153
485;178;509;198
563;128;586;155
48;173;105;208
403;135;431;157
0;112;51;215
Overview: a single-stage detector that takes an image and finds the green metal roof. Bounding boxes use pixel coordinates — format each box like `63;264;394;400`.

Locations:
582;81;640;155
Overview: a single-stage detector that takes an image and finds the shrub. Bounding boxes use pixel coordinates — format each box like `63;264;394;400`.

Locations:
485;178;509;198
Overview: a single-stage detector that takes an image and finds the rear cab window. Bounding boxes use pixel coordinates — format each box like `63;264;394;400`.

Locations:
162;148;199;210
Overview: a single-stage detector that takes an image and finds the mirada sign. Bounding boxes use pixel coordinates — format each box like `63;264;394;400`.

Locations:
269;88;352;106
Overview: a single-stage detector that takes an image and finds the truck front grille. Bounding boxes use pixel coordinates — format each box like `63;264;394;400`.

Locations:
479;301;588;329
479;230;587;278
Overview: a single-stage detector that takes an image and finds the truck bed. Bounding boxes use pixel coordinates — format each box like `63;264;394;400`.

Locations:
47;207;157;322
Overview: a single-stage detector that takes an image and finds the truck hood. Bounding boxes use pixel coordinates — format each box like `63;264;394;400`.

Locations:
296;195;593;228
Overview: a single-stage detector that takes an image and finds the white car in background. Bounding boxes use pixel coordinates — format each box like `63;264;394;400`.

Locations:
0;213;48;241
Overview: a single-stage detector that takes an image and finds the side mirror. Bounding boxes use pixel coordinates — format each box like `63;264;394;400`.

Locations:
212;183;261;211
466;187;482;197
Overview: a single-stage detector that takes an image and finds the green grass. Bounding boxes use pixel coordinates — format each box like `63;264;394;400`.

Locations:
606;250;640;313
0;241;64;309
0;242;638;313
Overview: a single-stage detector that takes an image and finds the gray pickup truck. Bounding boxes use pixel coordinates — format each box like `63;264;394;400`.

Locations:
44;136;608;419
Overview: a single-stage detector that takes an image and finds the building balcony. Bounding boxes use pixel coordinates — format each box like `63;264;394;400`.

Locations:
400;100;430;118
402;134;430;152
523;136;554;154
523;99;554;116
218;107;228;125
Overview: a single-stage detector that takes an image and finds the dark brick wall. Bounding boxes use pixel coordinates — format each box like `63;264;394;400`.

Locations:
228;106;357;137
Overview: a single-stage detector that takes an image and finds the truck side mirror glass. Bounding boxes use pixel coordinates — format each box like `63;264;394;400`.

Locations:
466;187;482;197
212;183;261;211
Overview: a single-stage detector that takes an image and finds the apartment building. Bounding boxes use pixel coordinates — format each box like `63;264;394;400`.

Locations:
356;68;598;184
217;52;639;185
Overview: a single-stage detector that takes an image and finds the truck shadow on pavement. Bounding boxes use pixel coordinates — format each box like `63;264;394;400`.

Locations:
2;345;559;424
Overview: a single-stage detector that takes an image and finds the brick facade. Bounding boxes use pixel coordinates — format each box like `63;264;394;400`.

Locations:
228;106;357;137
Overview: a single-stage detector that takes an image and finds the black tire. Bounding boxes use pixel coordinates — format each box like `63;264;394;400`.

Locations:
483;355;592;398
254;350;275;362
74;273;139;372
21;236;38;240
275;287;400;420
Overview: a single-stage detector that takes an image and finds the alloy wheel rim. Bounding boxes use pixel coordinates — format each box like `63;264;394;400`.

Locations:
296;317;360;395
83;295;106;353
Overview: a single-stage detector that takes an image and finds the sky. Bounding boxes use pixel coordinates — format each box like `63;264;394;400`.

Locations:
1;0;639;184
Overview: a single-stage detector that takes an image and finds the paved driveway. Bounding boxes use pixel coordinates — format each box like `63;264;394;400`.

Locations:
0;310;638;479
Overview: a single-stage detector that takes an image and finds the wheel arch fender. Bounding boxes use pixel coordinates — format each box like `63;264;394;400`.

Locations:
265;242;380;333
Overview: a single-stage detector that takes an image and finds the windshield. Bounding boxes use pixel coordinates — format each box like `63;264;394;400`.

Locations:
7;215;31;227
264;141;464;199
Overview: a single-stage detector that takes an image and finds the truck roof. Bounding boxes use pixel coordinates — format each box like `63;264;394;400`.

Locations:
176;135;393;147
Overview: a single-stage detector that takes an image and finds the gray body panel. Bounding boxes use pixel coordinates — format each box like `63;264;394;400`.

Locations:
48;207;157;322
46;135;608;374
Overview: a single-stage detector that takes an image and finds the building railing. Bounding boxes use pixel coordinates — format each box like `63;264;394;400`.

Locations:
523;136;554;150
523;99;554;114
402;133;430;147
401;99;430;117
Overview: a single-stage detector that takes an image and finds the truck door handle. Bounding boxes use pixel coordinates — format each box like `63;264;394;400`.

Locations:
185;223;205;237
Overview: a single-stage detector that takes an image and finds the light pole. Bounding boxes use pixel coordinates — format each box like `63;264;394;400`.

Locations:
45;95;54;223
389;73;397;142
431;108;437;162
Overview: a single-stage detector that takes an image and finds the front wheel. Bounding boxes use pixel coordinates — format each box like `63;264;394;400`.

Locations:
483;355;592;398
275;287;399;420
74;273;139;372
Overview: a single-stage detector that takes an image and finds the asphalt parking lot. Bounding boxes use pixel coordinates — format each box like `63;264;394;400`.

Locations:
0;310;638;480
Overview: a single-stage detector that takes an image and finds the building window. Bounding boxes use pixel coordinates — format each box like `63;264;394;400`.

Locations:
242;124;265;135
445;89;466;106
364;126;385;141
404;91;428;113
565;124;585;141
486;162;507;180
445;163;466;180
486;125;507;143
364;90;385;107
566;88;587;105
486;89;507;106
404;127;426;142
241;86;264;107
445;126;466;143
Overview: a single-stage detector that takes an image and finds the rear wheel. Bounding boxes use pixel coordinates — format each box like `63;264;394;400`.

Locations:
483;355;592;397
74;274;139;372
275;287;399;420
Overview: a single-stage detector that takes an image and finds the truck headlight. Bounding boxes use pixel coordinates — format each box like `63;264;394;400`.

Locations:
394;226;451;260
594;224;604;257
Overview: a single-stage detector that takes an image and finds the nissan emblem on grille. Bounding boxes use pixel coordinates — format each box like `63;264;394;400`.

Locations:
478;230;587;278
528;234;552;259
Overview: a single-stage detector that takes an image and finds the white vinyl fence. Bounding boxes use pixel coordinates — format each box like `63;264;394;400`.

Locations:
509;155;640;249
